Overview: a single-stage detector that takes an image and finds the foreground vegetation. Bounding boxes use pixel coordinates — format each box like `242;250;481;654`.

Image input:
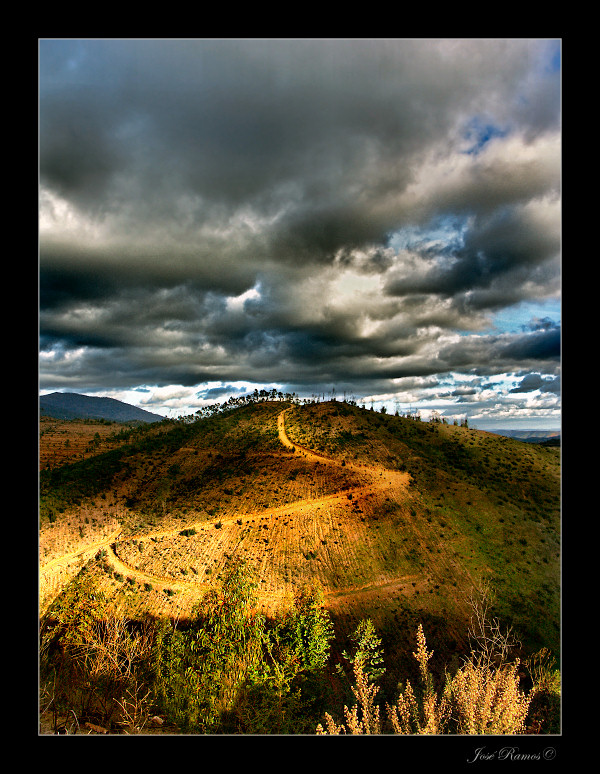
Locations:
40;561;560;735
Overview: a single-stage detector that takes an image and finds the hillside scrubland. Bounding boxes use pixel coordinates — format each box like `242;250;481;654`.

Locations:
39;399;560;734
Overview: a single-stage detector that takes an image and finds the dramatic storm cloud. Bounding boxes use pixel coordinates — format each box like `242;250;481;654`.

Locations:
39;38;561;427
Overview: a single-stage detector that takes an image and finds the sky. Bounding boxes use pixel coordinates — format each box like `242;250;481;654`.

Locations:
39;38;561;429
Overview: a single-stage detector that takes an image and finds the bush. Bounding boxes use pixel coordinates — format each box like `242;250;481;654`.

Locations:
151;563;334;733
39;574;155;733
317;586;554;736
39;568;558;735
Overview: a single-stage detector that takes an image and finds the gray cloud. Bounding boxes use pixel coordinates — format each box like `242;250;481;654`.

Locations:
510;373;561;394
434;323;560;376
39;39;561;422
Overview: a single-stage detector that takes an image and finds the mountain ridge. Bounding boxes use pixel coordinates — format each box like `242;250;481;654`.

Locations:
485;429;560;444
39;392;164;423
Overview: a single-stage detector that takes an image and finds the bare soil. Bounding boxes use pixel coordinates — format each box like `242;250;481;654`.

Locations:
40;408;478;637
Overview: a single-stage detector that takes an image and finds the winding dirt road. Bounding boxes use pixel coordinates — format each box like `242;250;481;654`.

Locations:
42;408;459;618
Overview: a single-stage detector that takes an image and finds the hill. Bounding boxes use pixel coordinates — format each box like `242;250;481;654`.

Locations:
39;399;560;697
40;392;164;423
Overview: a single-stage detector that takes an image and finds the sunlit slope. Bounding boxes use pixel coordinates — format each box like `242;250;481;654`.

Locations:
39;417;136;471
284;401;560;655
40;402;348;528
40;402;372;616
40;399;560;662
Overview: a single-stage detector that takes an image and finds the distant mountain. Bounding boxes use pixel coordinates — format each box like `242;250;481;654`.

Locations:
40;392;164;423
487;429;560;444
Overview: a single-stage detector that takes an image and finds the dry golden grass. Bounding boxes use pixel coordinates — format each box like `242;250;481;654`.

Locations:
39;504;122;612
41;406;429;623
318;622;531;735
318;657;383;734
36;405;474;635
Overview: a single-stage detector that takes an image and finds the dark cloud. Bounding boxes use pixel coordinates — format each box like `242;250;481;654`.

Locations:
510;373;561;394
197;384;249;401
384;197;559;309
497;324;560;362
40;265;118;310
432;323;560;378
451;387;478;398
39;39;561;423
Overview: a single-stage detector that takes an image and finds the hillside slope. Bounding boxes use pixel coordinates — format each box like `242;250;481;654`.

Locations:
284;402;560;655
40;400;560;672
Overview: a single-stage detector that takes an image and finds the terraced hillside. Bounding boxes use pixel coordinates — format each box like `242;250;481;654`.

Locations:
39;416;132;470
40;400;560;670
284;402;560;658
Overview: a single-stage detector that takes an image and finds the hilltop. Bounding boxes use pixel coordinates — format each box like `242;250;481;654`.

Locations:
40;399;560;674
40;392;164;423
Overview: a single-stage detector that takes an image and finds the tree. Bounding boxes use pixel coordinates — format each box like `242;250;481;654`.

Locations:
281;583;334;674
152;565;336;734
153;560;270;732
340;618;385;683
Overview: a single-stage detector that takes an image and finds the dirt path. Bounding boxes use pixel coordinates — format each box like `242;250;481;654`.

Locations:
40;526;123;575
40;409;422;614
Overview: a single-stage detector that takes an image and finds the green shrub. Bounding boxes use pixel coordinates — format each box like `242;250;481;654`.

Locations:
39;562;559;735
151;562;334;734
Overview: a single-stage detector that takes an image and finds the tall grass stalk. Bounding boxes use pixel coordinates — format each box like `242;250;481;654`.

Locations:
319;620;532;735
